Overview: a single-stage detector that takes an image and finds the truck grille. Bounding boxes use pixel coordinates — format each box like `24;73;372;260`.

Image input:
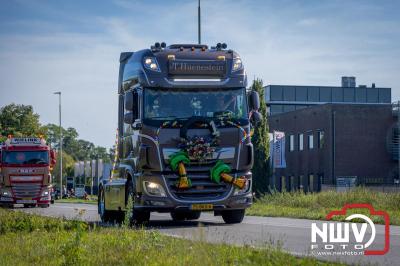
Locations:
165;172;232;201
11;182;42;198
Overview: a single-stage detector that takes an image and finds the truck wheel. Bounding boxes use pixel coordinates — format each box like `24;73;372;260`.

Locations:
170;211;201;221
39;204;50;208
126;180;150;225
170;211;186;221
221;209;245;224
185;211;201;220
130;209;150;225
98;187;117;223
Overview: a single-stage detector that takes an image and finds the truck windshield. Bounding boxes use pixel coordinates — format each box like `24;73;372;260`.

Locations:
144;88;248;120
2;151;49;165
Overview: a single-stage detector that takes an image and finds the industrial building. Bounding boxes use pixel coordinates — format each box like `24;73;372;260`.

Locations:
265;77;391;116
266;78;397;191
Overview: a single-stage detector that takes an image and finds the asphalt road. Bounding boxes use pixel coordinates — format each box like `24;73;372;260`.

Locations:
19;203;399;266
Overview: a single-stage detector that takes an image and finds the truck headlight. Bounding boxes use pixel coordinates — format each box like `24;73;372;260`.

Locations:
234;178;251;195
143;57;161;72
1;188;12;197
143;181;166;197
232;57;243;72
41;190;49;197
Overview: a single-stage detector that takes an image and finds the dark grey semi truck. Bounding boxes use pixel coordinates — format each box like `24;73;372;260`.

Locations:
98;43;261;224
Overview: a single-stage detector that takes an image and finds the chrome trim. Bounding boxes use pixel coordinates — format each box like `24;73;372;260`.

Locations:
162;147;235;161
161;174;235;203
163;77;230;86
173;78;221;82
236;143;241;170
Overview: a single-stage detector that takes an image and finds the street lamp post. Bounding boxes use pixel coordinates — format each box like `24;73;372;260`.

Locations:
54;92;62;199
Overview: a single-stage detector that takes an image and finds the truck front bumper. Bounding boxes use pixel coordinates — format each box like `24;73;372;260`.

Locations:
134;173;253;212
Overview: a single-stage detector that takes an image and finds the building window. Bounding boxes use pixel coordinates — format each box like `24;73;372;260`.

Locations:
270;105;283;115
367;88;378;103
318;131;325;149
281;176;286;192
308;133;314;149
283;105;296;113
270;86;283;101
320;87;332;102
298;175;304;191
332;87;343;102
379;88;391;103
308;174;314;192
343;88;355;102
296;87;307;101
308;87;319;102
289;135;295;152
283;86;296;101
355;88;367;103
289;176;295;191
298;133;304;151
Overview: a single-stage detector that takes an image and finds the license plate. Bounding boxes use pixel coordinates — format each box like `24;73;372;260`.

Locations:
16;200;36;204
190;203;213;210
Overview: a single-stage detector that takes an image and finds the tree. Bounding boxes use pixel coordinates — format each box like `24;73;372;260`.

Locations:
52;151;75;187
0;104;46;141
250;79;270;195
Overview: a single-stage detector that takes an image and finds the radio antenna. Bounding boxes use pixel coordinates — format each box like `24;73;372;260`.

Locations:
198;0;201;44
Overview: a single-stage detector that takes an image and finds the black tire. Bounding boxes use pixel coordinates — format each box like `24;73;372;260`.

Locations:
170;211;186;221
185;211;201;220
170;211;201;221
130;209;150;225
127;180;150;226
98;187;122;223
39;204;50;208
51;199;54;204
221;209;245;224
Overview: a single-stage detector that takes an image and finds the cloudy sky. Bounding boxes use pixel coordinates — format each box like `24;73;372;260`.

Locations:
0;0;399;148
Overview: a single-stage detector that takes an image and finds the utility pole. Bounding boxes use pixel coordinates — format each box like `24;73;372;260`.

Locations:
397;101;400;186
198;0;201;44
54;91;63;199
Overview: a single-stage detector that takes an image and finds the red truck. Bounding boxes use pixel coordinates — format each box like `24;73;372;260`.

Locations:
0;137;56;208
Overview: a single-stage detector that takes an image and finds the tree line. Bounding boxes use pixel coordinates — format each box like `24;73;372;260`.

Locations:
0;103;112;181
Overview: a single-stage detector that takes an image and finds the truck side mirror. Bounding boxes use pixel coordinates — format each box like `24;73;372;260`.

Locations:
249;90;260;110
50;150;57;166
124;90;139;122
124;112;136;124
250;111;263;126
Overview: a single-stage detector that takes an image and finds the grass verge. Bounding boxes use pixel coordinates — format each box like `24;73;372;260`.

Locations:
248;187;400;225
0;208;342;266
55;197;97;205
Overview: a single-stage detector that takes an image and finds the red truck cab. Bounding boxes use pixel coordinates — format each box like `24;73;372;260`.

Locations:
0;137;56;208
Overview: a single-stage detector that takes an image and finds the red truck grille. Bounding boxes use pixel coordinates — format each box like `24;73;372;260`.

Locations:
11;182;42;198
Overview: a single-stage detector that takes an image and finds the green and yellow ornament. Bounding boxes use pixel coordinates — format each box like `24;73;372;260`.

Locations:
210;160;246;189
169;151;192;189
